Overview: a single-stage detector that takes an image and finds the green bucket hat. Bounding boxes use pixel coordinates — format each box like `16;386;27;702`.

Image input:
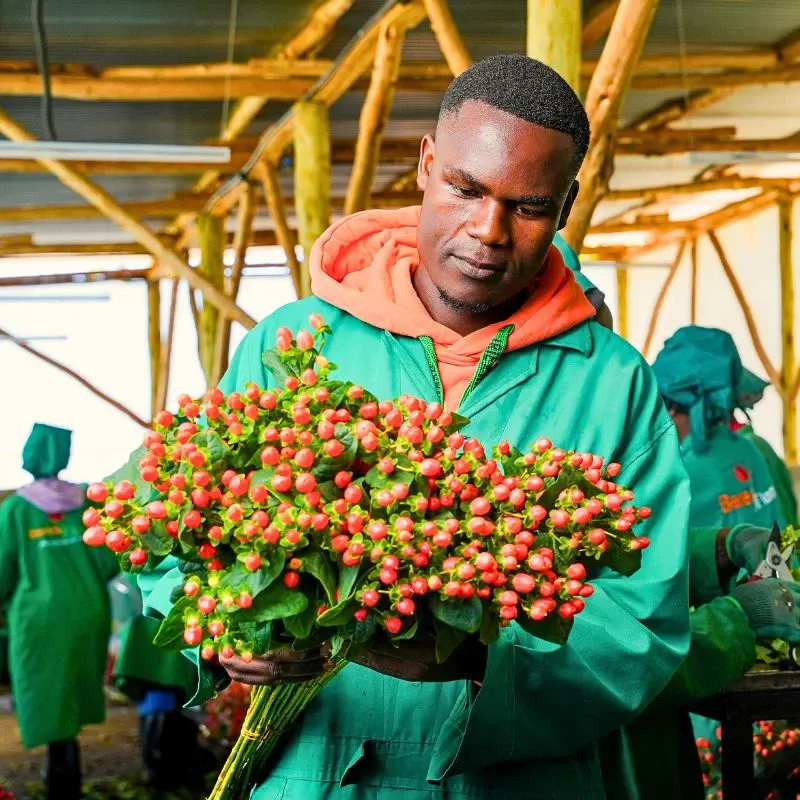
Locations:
652;326;743;452
22;423;72;479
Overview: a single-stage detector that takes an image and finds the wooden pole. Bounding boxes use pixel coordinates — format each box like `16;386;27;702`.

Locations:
345;22;406;215
196;214;226;384
256;162;302;297
155;278;179;413
562;0;659;252
527;0;582;93
707;230;782;389
212;185;257;385
422;0;472;76
147;279;162;419
293;101;331;298
0;268;150;286
690;237;699;324
0;325;149;428
642;241;687;359
616;266;629;340
581;1;620;51
0;105;256;329
779;197;798;464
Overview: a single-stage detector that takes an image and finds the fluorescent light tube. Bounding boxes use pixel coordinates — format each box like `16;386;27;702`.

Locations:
0;141;231;164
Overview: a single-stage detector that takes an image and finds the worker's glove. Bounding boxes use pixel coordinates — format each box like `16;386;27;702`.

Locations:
731;579;800;642
726;525;773;575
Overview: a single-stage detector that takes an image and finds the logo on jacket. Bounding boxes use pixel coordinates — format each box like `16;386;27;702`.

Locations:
734;465;751;483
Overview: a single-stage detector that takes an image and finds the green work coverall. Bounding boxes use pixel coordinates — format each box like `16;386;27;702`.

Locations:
140;297;691;799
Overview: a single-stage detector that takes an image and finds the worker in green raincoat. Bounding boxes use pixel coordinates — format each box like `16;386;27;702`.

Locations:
734;367;798;525
599;326;800;800
137;56;692;800
0;424;119;800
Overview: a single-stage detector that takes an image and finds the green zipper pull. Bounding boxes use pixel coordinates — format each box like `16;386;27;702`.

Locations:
418;335;444;405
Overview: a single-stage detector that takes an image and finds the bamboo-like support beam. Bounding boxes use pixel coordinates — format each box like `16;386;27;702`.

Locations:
627;64;800;92
345;22;406;216
615;136;800;157
690;237;699;324
294;102;331;298
562;0;659;252
641;241;687;359
256;162;302;297
155;278;179;413
0;325;149;428
0;268;150;286
212;185;257;385
616;267;629;340
581;1;620;51
0;106;256;329
528;0;582;93
779;197;798;464
422;0;472;76
604;176;791;203
626;88;737;133
147;279;162;418
196;215;226;384
707;230;781;389
199;0;427;225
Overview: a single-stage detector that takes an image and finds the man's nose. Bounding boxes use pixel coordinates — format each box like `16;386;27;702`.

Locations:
466;200;511;247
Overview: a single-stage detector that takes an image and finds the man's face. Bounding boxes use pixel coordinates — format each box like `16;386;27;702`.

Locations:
416;100;579;314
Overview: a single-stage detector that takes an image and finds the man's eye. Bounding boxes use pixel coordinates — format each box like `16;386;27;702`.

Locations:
452;185;480;199
517;205;545;218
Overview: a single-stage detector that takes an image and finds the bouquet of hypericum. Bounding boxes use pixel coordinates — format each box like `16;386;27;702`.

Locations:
84;314;653;799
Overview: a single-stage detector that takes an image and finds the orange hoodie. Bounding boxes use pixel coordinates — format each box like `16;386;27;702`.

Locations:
310;206;595;410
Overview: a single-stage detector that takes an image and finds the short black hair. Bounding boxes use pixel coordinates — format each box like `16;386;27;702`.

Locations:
439;54;590;175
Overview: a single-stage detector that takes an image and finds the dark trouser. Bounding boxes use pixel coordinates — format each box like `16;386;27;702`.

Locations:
46;738;81;800
140;708;206;789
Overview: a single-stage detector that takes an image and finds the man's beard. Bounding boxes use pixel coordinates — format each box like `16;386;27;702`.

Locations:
436;285;496;316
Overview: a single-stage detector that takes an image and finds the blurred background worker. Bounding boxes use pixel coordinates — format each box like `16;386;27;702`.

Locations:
599;326;800;800
0;423;119;800
734;367;798;527
111;573;210;791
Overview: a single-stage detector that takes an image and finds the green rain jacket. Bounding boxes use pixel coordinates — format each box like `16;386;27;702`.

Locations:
0;493;119;747
141;297;691;799
738;426;798;526
599;422;783;799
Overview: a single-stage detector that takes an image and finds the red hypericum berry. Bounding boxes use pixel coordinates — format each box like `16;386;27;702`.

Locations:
82;507;101;527
82;526;106;547
559;602;577;619
344;485;363;505
572;507;593;525
244;553;262;571
396;598;415;616
283;571;300;589
112;481;134;502
550;509;570;528
207;621;225;638
361;589;380;607
379;568;398;585
104;529;128;552
235;592;252;610
566;563;587;581
198;543;217;560
512;574;535;594
155;409;174;427
638;506;652;519
308;312;325;330
384;617;402;635
129;515;149;534
104;500;124;519
183;627;203;647
183;510;202;529
325;439;344;458
616;518;632;532
197;595;217;614
296;329;314;351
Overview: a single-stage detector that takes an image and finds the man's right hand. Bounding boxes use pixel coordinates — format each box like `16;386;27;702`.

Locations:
732;578;800;643
219;646;332;686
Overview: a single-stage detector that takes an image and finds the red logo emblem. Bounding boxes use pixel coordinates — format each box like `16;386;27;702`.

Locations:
734;465;751;483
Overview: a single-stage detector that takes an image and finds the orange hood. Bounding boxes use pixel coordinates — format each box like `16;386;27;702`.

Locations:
309;206;595;407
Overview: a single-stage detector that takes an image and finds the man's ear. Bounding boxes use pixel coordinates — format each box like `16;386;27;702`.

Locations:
557;181;579;230
417;134;435;192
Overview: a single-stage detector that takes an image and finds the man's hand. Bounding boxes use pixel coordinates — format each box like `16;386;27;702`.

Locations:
351;637;487;683
732;578;800;643
219;646;332;686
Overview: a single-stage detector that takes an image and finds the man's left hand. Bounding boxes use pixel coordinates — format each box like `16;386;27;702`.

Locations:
351;636;487;683
726;525;775;575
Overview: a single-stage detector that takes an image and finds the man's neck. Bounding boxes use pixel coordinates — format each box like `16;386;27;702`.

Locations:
411;265;524;337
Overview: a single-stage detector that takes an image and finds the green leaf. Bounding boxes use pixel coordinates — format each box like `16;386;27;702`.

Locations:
428;594;482;634
318;481;340;502
104;445;156;506
350;609;377;644
240;580;308;623
169;584;184;604
338;563;367;601
365;466;391;490
262;349;295;384
515;607;571;646
193;429;229;470
220;549;285;598
301;550;338;604
498;446;525;477
479;611;499;647
312;423;359;481
448;412;470;431
327;382;350;409
153;596;194;650
316;597;359;627
178;559;204;575
138;520;175;557
434;618;467;663
329;633;348;659
283;599;317;640
598;544;642;577
238;620;274;656
390;619;419;642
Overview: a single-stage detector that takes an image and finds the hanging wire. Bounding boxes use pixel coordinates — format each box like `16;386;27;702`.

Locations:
31;0;58;140
219;0;240;140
